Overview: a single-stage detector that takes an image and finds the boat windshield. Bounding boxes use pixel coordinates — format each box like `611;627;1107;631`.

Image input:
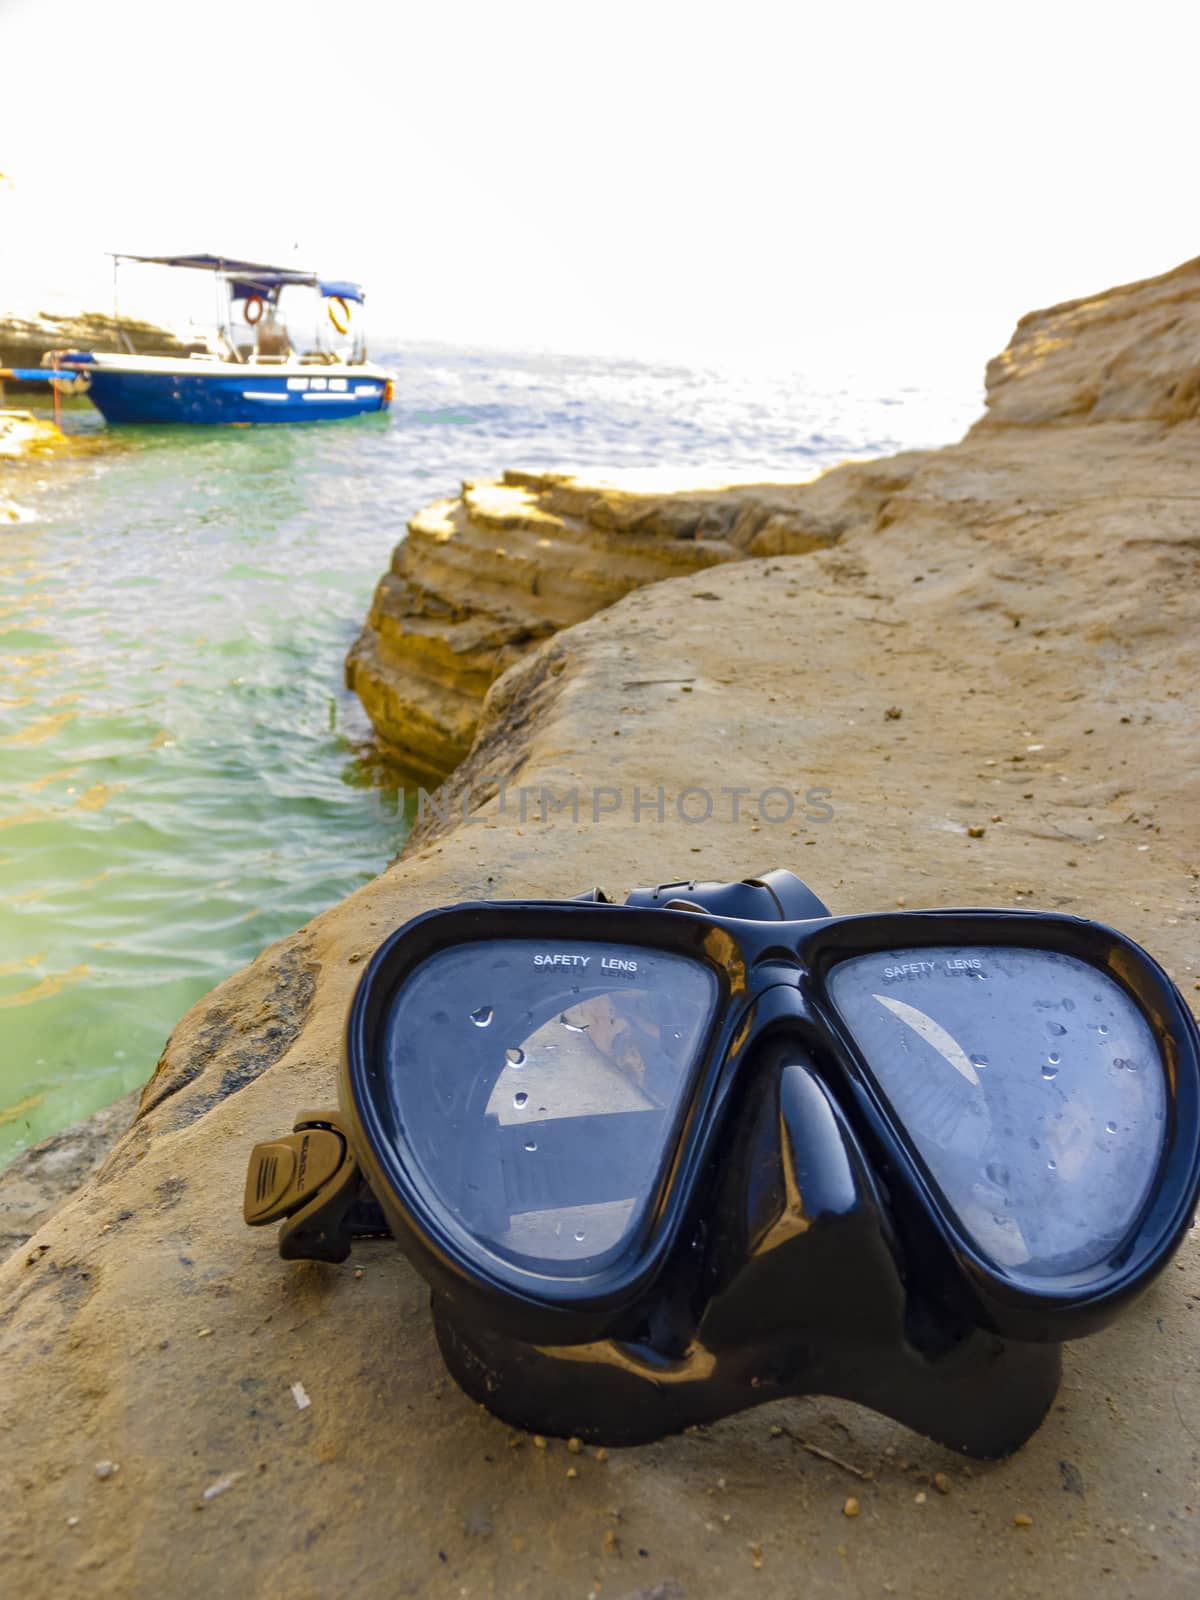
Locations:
238;283;366;366
105;255;370;366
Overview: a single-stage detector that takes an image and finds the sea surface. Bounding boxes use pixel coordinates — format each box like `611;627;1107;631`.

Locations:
0;343;981;1166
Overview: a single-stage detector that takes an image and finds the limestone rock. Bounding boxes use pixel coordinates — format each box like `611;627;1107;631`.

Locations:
980;253;1200;426
0;309;186;386
344;470;844;778
0;408;63;459
0;1091;138;1259
0;408;68;518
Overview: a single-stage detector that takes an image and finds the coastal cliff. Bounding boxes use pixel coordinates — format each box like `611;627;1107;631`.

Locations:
0;308;185;384
3;258;1199;1598
348;255;1200;785
344;471;858;777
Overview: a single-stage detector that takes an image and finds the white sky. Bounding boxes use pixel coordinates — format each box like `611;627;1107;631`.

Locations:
2;0;1198;387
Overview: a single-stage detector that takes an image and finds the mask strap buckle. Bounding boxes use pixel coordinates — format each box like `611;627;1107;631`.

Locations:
243;1110;390;1262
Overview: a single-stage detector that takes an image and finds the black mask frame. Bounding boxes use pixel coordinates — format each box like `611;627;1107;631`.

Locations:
245;873;1200;1458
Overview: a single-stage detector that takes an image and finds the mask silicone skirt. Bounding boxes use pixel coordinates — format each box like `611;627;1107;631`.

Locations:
244;871;1200;1458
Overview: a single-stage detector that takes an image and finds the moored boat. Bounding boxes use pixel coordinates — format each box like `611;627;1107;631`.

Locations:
46;253;394;426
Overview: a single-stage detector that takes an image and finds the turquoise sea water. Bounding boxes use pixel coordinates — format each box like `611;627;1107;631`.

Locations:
0;345;980;1166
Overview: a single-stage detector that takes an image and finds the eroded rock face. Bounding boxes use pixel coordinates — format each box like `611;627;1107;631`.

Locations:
0;310;186;381
980;253;1200;426
347;258;1200;784
344;470;848;778
4;261;1200;1596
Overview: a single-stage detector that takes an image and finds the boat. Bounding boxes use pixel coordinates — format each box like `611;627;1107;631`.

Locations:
44;253;394;425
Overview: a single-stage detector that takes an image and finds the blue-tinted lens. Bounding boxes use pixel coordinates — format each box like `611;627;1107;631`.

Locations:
828;946;1167;1277
383;938;717;1274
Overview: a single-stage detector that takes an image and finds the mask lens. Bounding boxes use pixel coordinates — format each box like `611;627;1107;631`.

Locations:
382;938;717;1274
827;945;1167;1278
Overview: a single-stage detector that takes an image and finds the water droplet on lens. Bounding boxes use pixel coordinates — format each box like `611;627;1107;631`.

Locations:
513;1091;528;1109
1042;1064;1059;1081
970;1053;989;1069
524;1140;537;1153
1047;1159;1057;1171
573;1230;585;1243
1062;998;1076;1012
470;1006;493;1028
1105;1121;1117;1135
1097;1024;1109;1037
985;1162;1009;1187
1047;1052;1061;1065
559;1013;588;1033
1029;1137;1040;1150
505;1047;526;1067
1046;1021;1067;1037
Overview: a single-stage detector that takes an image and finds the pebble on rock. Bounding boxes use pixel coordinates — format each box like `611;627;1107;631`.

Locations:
201;1472;242;1503
843;1497;860;1518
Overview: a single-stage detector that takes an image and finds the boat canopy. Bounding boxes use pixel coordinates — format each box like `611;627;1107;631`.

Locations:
112;253;365;303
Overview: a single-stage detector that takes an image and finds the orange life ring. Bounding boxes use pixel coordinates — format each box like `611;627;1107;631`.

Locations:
327;296;351;336
244;294;265;326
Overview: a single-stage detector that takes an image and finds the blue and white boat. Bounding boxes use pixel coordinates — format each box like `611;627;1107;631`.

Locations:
47;253;393;425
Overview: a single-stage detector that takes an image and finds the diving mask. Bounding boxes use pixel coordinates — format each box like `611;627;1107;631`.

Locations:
244;871;1200;1458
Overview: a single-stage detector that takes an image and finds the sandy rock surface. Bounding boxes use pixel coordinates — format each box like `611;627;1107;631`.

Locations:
0;1092;140;1260
345;469;845;779
3;260;1200;1598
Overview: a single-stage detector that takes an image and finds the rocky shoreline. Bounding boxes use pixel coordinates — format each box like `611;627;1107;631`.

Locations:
0;406;67;519
2;257;1199;1596
344;468;852;779
0;308;185;387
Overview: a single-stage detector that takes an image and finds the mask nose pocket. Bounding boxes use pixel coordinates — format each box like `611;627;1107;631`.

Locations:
701;1050;904;1351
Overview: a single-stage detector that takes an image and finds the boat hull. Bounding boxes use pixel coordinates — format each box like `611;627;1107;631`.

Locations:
63;363;391;425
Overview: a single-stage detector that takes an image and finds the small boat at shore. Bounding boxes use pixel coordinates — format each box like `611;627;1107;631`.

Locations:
43;253;394;426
